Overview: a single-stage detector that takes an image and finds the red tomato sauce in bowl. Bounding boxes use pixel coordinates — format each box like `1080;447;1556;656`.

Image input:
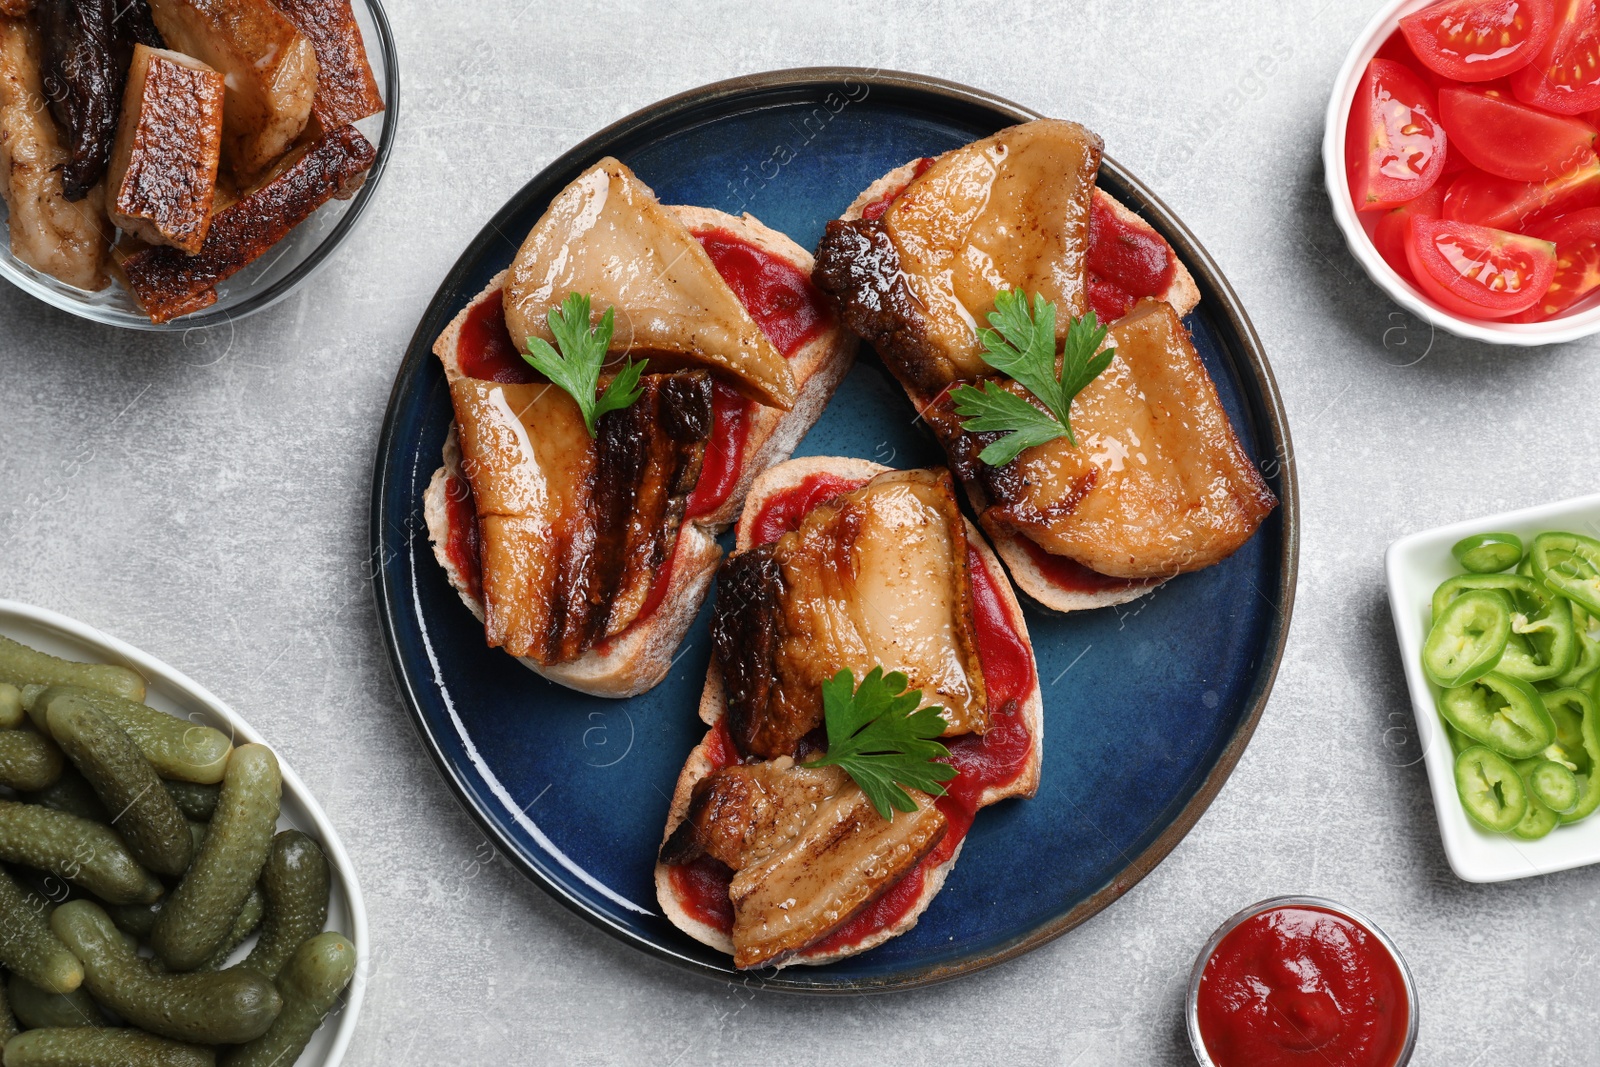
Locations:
1190;898;1417;1067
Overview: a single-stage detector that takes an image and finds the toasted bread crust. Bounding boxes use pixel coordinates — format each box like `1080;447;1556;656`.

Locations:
424;206;854;697
656;457;1044;967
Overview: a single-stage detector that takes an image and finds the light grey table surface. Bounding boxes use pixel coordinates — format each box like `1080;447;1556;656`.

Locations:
2;1;1595;1063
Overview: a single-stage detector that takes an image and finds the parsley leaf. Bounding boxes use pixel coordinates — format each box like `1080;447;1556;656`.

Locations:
522;292;647;437
804;666;957;820
948;289;1116;466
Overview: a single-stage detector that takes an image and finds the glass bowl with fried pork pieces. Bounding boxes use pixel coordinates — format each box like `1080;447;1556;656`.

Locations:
0;0;396;329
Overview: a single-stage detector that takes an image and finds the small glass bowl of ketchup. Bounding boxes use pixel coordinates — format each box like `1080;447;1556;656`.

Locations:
1186;897;1418;1067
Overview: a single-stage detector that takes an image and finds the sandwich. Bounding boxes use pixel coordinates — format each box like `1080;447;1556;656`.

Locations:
655;457;1043;968
424;158;856;697
813;118;1277;613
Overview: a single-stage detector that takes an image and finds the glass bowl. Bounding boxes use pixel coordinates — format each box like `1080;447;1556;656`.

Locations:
0;0;398;331
1185;895;1419;1067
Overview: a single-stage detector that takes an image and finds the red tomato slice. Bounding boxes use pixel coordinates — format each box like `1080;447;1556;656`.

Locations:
1374;187;1446;282
1510;0;1600;113
1347;59;1449;212
1443;157;1600;226
1406;215;1558;317
1401;0;1554;81
1377;27;1454;87
1505;206;1600;318
1439;86;1597;179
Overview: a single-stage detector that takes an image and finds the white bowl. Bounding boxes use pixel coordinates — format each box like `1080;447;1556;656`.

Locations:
1385;493;1600;883
0;600;367;1065
1323;0;1600;346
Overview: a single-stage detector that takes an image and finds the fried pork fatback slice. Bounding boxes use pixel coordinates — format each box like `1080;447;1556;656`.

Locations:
147;0;317;180
105;45;225;253
0;15;111;290
450;370;712;665
503;157;797;411
121;123;375;322
271;0;382;130
711;468;988;761
923;299;1277;580
814;119;1102;392
658;758;947;969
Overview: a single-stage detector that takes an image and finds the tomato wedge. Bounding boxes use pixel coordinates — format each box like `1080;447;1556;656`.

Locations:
1510;0;1600;113
1347;59;1449;211
1505;206;1600;318
1406;216;1558;317
1401;0;1554;81
1443;157;1600;226
1374;187;1445;282
1439;86;1597;179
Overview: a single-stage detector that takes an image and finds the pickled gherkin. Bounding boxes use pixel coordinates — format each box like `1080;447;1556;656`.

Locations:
29;687;230;785
0;638;145;702
51;900;282;1045
242;831;328;982
23;766;111;824
221;932;355;1067
0;865;82;994
7;973;103;1029
197;884;265;972
163;781;220;822
0;729;64;791
2;1027;215;1067
0;683;24;729
0;802;162;905
151;746;280;971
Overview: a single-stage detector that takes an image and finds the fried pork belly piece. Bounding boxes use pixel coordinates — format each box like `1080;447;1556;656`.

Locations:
922;299;1278;580
270;0;381;130
659;758;947;968
147;0;317;180
105;45;224;253
0;15;111;289
120;123;373;322
814;119;1102;392
114;0;165;47
504;157;797;411
34;0;123;200
450;370;712;665
712;468;988;760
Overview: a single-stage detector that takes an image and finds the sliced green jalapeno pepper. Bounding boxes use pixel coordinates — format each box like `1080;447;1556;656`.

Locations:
1545;688;1600;824
1513;792;1560;839
1456;745;1528;832
1425;589;1512;687
1517;757;1580;813
1557;605;1600;689
1440;672;1556;759
1453;532;1524;574
1532;531;1600;617
1433;574;1577;682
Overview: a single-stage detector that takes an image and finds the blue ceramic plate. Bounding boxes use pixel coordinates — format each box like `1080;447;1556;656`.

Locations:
372;69;1298;992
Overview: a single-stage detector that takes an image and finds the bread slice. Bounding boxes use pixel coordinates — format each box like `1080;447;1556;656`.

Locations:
422;208;856;698
841;160;1187;614
655;456;1044;967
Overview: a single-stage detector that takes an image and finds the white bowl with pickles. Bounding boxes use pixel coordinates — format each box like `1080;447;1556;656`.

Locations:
0;600;366;1067
1387;495;1600;883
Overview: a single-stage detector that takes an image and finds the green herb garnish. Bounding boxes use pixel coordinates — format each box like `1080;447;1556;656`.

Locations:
522;292;647;437
949;289;1116;467
804;666;957;820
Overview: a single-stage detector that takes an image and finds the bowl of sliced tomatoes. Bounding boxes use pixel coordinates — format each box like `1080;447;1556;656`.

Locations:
1326;0;1600;344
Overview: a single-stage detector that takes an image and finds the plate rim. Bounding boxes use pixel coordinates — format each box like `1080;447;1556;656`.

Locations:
370;66;1301;993
0;598;369;1063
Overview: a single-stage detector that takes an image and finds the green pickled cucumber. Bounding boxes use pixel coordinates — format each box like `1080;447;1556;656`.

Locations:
50;901;281;1045
0;866;82;994
162;783;219;823
6;975;102;1029
23;767;111;824
29;688;230;786
105;900;163;941
0;803;162;905
197;886;264;973
242;832;328;982
220;932;355;1067
0;730;63;791
151;746;280;971
0;638;145;703
46;696;192;878
2;1028;214;1067
0;683;23;729
0;973;15;1046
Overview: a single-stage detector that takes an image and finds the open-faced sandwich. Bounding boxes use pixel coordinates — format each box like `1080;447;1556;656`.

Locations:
655;457;1042;969
0;0;383;321
424;159;856;698
813;118;1277;612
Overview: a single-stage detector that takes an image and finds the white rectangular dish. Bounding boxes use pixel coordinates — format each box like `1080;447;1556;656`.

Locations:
1387;494;1600;883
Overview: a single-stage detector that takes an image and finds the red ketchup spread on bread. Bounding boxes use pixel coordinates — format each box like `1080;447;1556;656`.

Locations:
861;157;936;220
1196;905;1411;1067
442;475;484;603
672;472;1037;956
1018;537;1149;597
456;293;536;384
1086;195;1178;323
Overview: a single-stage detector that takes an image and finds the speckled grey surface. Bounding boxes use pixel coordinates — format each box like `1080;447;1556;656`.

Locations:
2;1;1595;1063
